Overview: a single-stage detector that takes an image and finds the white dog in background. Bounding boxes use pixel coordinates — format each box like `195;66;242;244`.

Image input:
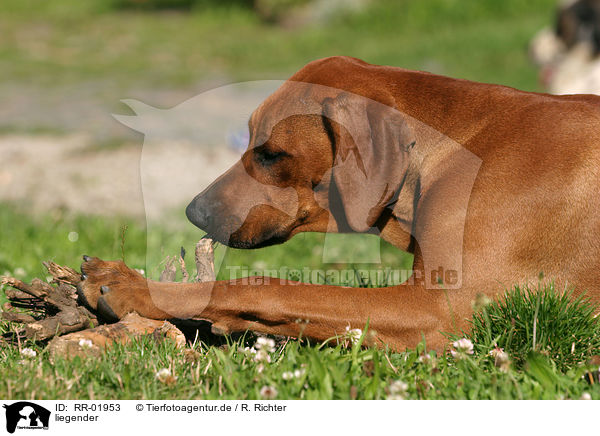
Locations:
530;0;600;94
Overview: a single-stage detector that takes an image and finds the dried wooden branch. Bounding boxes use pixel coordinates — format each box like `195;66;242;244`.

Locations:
160;239;215;283
179;246;189;283
159;256;177;282
46;312;185;360
0;238;216;356
195;238;216;282
1;262;97;342
42;261;80;286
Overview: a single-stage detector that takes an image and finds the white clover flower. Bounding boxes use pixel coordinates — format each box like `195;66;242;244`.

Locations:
243;346;257;355
453;338;474;353
282;368;305;380
451;338;474;358
259;385;278;399
489;347;510;372
580;392;592;400
20;348;37;358
155;368;177;384
389;380;408;395
78;339;93;349
418;354;432;364
387;394;405;400
489;346;504;358
294;368;305;378
255;337;276;352
345;326;362;345
253;349;271;363
67;231;79;242
14;268;26;277
155;368;171;379
135;268;145;276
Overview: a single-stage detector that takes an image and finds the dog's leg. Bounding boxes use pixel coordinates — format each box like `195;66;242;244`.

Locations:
77;256;452;350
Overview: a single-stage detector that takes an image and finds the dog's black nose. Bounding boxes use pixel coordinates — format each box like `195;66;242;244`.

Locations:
186;195;211;230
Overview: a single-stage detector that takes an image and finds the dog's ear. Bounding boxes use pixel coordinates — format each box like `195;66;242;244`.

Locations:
322;92;415;232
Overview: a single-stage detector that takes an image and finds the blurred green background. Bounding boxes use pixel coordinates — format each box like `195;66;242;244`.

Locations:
0;0;559;288
1;0;555;91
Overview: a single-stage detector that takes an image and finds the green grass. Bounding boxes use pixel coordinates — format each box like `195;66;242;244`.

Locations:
1;310;599;400
1;206;600;400
464;284;600;371
0;0;557;91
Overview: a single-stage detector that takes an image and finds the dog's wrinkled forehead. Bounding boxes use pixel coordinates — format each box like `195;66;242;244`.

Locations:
249;81;340;146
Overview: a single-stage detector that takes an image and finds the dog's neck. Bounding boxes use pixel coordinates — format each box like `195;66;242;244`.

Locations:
376;110;483;286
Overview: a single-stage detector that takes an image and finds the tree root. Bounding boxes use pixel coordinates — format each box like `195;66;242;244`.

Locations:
46;312;185;360
1;264;98;342
0;238;216;356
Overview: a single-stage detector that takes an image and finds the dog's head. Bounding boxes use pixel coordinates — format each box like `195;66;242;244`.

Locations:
186;59;416;248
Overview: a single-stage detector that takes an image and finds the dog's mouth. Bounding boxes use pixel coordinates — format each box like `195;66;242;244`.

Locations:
204;225;291;249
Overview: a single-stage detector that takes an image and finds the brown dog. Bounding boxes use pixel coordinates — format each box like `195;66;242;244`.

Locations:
77;56;600;351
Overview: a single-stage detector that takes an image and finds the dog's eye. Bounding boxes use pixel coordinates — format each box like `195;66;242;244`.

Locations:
255;147;288;165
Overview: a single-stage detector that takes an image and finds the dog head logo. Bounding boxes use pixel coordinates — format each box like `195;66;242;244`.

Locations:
114;80;481;317
3;402;50;433
113;81;297;283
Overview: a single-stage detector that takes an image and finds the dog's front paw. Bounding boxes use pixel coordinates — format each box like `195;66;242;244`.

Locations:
77;255;168;321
